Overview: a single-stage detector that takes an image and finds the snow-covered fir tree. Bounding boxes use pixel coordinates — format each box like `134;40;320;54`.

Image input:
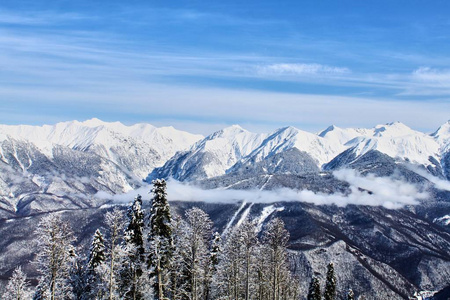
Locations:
104;208;126;300
2;266;31;300
88;229;106;270
34;213;75;300
85;229;107;299
210;232;221;267
67;247;89;300
119;195;150;299
148;179;173;300
206;231;221;300
324;262;336;300
307;276;321;300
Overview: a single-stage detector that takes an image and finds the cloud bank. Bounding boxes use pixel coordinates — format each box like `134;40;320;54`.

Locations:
100;169;430;209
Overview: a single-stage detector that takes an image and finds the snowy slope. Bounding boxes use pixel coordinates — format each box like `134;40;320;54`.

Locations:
151;121;450;181
319;122;444;167
0;119;203;178
318;125;372;145
148;125;267;181
432;120;450;154
344;122;440;166
239;126;344;167
0;119;203;215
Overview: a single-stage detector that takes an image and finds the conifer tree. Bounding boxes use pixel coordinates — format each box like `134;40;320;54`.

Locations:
148;179;173;300
85;229;107;298
88;229;106;270
210;232;221;267
3;266;31;300
307;276;321;300
324;262;336;300
205;232;221;300
67;247;89;300
119;195;147;300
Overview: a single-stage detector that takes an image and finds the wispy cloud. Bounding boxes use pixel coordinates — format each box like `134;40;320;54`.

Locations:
412;67;450;85
0;10;90;25
257;63;350;76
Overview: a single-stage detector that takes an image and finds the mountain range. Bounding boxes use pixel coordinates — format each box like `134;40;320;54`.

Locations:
1;118;450;299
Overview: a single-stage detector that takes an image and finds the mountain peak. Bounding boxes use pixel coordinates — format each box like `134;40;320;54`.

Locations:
223;124;246;132
207;124;250;139
82;118;107;127
432;120;450;136
374;121;413;137
318;125;338;137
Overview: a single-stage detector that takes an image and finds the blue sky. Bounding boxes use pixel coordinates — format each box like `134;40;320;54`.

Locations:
1;0;449;134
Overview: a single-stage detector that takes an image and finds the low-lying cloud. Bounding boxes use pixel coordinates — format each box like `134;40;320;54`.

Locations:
99;169;430;209
404;164;450;192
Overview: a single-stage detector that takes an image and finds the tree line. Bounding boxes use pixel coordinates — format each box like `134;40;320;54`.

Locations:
2;179;351;300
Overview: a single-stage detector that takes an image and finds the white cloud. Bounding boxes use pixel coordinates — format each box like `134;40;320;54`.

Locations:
405;164;450;192
412;67;450;84
257;63;350;76
101;170;428;209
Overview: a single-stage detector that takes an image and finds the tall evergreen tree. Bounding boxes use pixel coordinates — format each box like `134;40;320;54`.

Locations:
67;247;89;300
210;232;221;268
119;195;147;300
307;276;321;300
88;229;106;270
148;179;173;300
86;229;107;299
324;262;336;300
205;232;221;300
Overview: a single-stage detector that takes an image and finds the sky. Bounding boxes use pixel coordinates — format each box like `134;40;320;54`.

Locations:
1;0;450;135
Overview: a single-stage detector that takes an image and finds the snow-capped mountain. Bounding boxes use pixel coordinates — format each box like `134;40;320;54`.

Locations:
238;126;344;168
0;119;202;216
433;121;450;154
148;125;267;181
0;118;202;177
152;121;450;182
318;124;372;145
1;119;450;299
345;122;440;166
1;118;450;217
